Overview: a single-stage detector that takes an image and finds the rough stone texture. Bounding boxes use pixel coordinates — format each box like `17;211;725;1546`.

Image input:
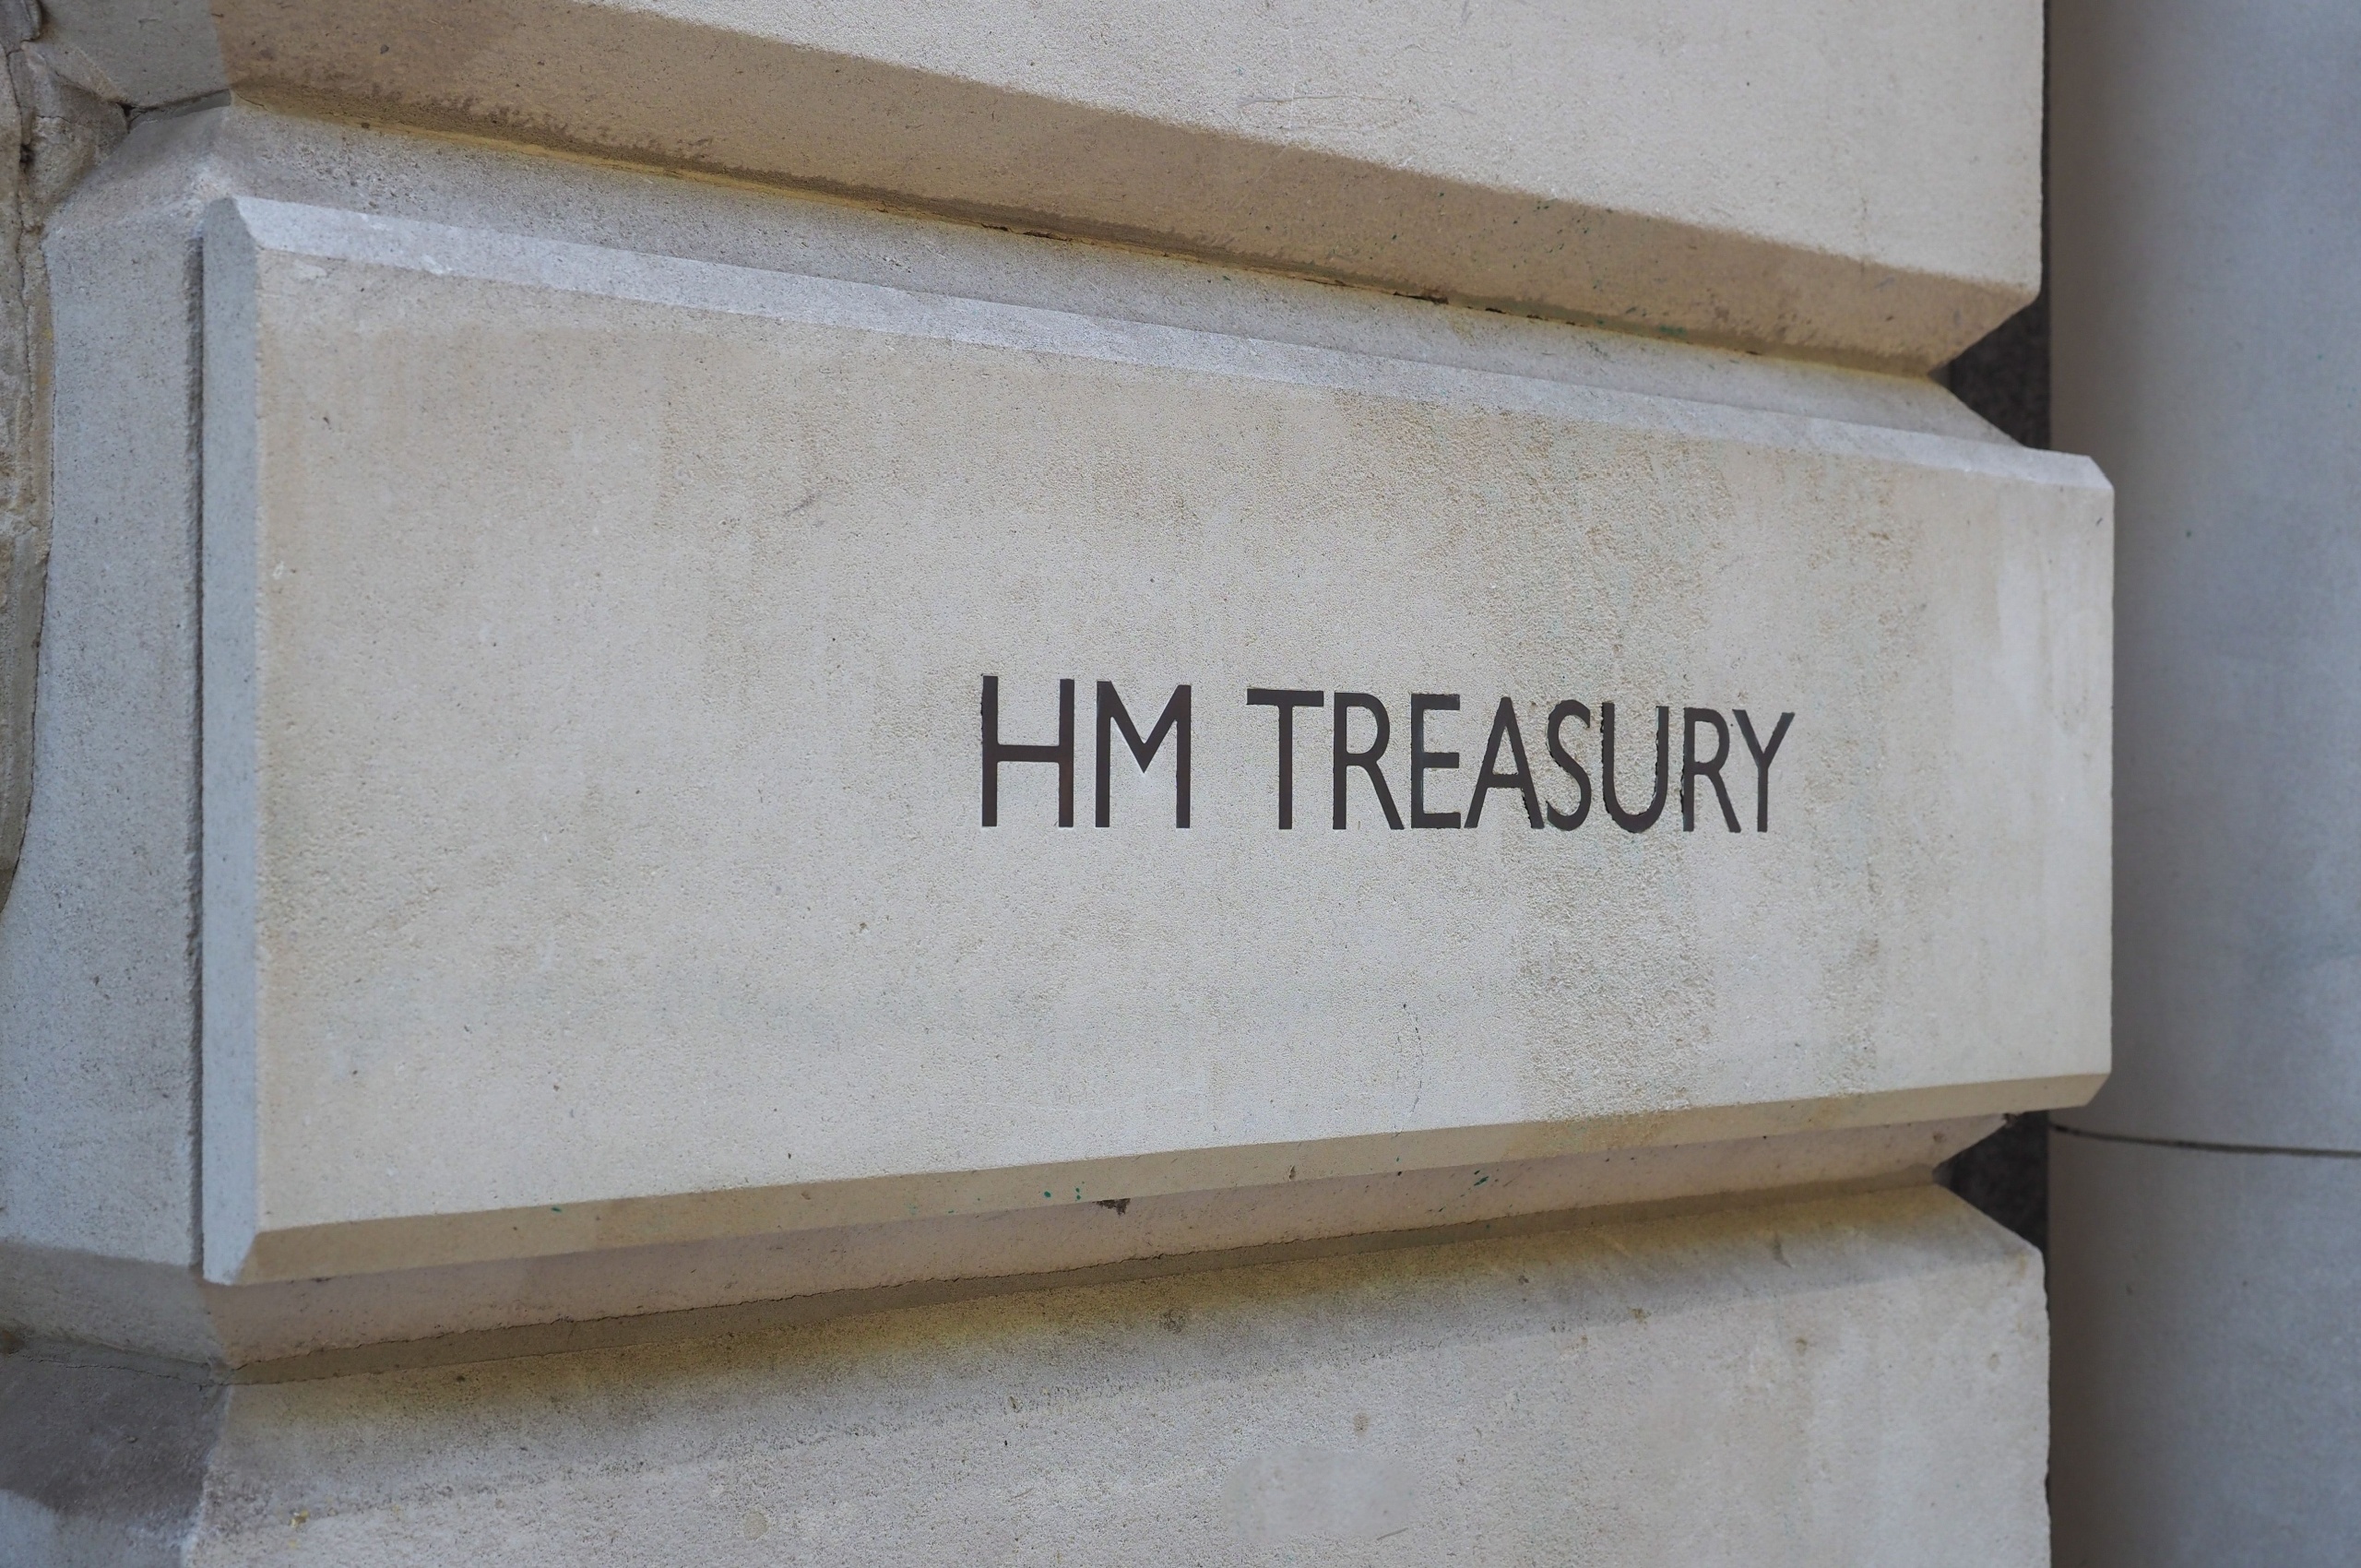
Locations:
0;18;124;911
42;0;2041;369
1;1186;2050;1567
0;99;2023;1290
0;88;196;1270
2049;1132;2361;1567
194;186;2105;1285
2;1118;1993;1368
0;14;2073;1564
0;105;2108;1323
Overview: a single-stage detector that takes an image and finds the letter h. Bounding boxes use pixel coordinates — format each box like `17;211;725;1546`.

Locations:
980;675;1074;826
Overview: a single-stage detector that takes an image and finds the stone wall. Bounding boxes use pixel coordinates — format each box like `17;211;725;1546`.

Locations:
0;5;2099;1562
0;7;120;905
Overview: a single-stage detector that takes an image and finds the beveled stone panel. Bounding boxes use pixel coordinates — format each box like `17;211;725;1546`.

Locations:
42;0;2043;366
197;196;2109;1283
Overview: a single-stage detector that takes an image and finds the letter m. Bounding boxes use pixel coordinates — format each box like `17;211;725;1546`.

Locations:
1097;682;1192;827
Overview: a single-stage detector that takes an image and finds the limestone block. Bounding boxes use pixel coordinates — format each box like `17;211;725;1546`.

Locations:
1;1187;2051;1567
40;0;2042;368
0;1117;1995;1367
183;180;2106;1287
0;110;2107;1339
2049;1131;2361;1567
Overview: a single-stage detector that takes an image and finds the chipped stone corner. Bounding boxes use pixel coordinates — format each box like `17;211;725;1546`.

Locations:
1;2;124;908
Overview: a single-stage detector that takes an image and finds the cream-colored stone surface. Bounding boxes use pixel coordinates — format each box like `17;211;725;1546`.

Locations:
3;110;2103;1347
2;1117;1991;1366
190;184;2106;1285
1;1187;2052;1567
0;24;124;906
42;0;2041;367
0;101;2017;1287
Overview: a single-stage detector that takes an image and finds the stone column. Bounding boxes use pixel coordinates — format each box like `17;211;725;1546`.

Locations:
2049;2;2361;1562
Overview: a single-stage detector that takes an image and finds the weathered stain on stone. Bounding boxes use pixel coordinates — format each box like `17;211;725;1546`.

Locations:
0;16;123;911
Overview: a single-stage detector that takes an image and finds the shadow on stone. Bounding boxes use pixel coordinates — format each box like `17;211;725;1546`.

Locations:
1937;1113;2049;1252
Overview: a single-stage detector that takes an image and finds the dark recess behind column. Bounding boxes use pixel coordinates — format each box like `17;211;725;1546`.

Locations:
1932;287;2052;1250
1944;291;2049;451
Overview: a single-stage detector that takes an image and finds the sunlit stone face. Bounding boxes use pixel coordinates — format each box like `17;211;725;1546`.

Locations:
196;196;2109;1283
